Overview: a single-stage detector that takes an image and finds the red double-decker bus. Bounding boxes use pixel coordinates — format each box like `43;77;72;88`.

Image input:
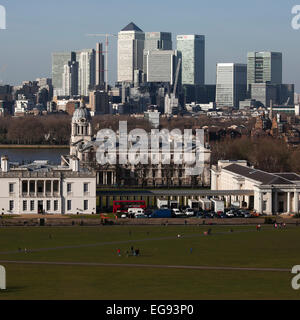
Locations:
113;200;146;213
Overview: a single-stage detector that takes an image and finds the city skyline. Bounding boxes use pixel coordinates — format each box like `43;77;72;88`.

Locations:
0;0;299;90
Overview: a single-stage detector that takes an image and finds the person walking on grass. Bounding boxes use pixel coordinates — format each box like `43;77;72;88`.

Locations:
117;249;121;257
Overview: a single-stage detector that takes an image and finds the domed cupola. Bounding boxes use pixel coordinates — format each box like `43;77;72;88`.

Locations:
72;99;92;124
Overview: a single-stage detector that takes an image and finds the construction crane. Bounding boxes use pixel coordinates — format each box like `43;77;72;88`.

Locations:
86;33;117;92
165;58;182;115
173;58;182;96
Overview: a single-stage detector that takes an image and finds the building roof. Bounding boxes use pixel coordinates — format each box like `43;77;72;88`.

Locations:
223;164;295;186
121;22;143;32
274;173;300;182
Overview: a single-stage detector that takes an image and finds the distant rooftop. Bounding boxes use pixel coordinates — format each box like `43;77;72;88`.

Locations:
121;22;143;32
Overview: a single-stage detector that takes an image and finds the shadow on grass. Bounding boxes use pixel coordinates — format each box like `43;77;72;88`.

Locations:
1;286;27;294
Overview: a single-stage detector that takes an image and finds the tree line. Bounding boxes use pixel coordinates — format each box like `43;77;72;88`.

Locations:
211;136;300;174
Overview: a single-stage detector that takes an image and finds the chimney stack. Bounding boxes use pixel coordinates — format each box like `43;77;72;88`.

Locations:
70;156;79;172
1;156;9;173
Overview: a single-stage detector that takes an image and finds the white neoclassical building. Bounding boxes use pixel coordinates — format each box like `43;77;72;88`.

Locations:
211;160;300;215
0;156;96;215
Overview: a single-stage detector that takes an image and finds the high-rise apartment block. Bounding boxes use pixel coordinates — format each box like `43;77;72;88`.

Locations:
177;35;205;85
247;51;282;91
118;22;145;83
216;63;247;108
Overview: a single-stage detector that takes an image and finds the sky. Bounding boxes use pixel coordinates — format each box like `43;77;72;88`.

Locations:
0;0;299;90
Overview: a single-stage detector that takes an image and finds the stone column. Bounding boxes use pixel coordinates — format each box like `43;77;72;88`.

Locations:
44;181;46;197
287;192;291;213
27;181;30;196
269;192;273;215
35;180;37;197
274;191;278;215
295;192;299;214
258;192;263;215
51;180;54;197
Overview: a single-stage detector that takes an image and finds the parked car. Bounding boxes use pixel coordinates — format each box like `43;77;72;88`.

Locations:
172;209;183;216
195;212;204;218
135;214;148;219
240;210;252;218
184;208;195;216
226;210;236;218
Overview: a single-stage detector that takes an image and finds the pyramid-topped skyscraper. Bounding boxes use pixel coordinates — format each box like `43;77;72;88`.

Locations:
118;22;145;83
121;22;143;32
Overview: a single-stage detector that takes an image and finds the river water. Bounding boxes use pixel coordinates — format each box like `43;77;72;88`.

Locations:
0;148;70;165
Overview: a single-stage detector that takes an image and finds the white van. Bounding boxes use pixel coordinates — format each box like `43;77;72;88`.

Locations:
128;208;145;215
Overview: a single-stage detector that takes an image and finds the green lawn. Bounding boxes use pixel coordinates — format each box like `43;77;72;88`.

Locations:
0;225;299;300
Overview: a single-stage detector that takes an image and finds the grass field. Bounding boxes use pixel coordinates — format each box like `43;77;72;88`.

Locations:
0;225;299;300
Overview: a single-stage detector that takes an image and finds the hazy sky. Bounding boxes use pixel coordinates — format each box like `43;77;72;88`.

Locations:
0;0;299;90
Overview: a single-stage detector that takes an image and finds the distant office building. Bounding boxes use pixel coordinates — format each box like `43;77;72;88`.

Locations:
52;52;76;96
144;50;179;84
62;61;79;97
182;84;216;104
76;49;96;96
247;51;282;91
144;32;172;51
89;90;109;115
96;43;105;88
118;22;145;83
250;83;294;108
216;63;247;108
36;78;52;88
251;83;277;108
277;84;294;105
176;35;205;85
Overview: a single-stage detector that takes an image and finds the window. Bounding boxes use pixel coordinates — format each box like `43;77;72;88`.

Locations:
84;183;89;193
9;183;14;193
46;200;51;211
67;183;72;193
53;181;59;193
67;200;72;211
9;200;14;211
46;181;51;193
84;200;88;211
22;181;28;193
23;201;27;211
30;200;35;211
54;200;58;211
30;181;35;193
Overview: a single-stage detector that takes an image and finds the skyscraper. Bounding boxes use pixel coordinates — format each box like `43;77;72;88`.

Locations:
176;35;205;85
76;49;96;96
96;43;105;88
62;61;79;96
247;51;282;91
216;63;247;108
52;52;76;96
118;22;145;83
144;32;172;51
144;50;179;84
